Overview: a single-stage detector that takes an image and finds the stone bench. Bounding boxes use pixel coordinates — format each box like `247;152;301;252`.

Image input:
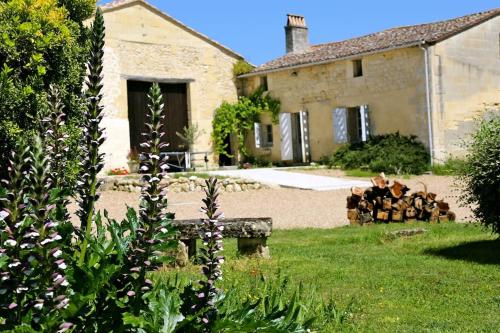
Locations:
172;217;272;259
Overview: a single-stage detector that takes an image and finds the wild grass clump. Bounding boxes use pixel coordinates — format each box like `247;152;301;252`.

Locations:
431;157;466;176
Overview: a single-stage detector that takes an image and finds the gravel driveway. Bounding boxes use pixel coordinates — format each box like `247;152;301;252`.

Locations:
70;171;472;230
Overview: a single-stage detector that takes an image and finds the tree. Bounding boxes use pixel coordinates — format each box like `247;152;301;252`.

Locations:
0;0;96;178
459;107;500;235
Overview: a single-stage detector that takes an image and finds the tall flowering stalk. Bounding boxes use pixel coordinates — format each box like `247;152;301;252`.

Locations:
76;8;106;265
0;137;69;330
123;82;173;310
26;136;70;320
0;144;31;325
197;177;224;328
43;85;71;222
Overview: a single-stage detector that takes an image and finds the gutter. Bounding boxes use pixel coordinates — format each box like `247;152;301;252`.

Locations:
420;43;435;166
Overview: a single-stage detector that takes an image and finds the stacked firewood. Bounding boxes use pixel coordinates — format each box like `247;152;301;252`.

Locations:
346;173;456;225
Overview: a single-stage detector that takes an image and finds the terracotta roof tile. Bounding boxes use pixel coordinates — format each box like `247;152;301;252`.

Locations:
250;8;500;75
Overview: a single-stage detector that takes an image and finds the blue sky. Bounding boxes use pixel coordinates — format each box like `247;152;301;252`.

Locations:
103;0;499;65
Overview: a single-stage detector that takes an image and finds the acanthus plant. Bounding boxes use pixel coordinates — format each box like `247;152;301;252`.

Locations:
116;82;176;316
0;137;71;332
75;6;106;265
180;177;225;332
197;177;225;327
42;85;72;224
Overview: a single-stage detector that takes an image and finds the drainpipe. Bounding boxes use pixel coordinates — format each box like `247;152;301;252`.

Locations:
420;43;435;166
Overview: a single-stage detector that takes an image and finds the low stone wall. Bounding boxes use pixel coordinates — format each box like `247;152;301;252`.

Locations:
100;175;267;193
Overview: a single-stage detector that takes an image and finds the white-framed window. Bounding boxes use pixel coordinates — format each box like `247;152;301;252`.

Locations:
332;105;370;143
254;123;273;148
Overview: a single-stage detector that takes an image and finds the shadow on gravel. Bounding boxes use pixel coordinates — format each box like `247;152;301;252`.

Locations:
424;240;500;265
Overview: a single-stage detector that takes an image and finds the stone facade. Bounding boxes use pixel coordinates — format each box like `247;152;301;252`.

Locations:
243;47;429;161
241;12;500;164
99;1;242;171
429;15;500;161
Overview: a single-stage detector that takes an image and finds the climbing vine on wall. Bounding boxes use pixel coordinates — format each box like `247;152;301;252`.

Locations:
212;87;280;158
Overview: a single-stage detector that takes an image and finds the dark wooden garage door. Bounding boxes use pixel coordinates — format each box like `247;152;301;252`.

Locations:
127;81;188;152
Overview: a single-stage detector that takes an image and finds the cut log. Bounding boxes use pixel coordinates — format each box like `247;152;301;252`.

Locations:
359;212;373;224
376;210;389;221
346;196;358;209
347;209;359;221
383;198;392;211
405;206;417;218
371;172;388;189
392;210;404;222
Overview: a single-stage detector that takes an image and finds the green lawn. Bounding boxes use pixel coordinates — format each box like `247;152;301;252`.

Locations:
158;223;500;332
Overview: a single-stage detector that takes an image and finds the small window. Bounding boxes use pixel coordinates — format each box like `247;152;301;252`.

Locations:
260;76;268;91
353;59;363;77
262;124;273;148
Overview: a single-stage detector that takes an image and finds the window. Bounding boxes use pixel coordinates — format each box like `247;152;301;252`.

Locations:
332;105;370;144
254;123;273;148
263;124;273;147
353;59;363;77
347;107;362;142
260;76;268;91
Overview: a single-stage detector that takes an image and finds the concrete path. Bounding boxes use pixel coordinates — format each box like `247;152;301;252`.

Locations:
208;168;371;191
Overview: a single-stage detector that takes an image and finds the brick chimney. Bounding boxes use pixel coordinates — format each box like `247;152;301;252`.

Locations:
285;14;309;54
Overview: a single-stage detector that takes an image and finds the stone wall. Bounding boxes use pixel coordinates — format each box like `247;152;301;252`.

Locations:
243;47;428;162
429;15;500;161
101;175;267;193
100;2;242;170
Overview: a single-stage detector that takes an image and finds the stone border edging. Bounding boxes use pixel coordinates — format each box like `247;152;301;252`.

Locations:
100;175;268;193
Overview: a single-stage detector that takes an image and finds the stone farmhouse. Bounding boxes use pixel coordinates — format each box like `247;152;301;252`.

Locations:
98;0;243;170
240;9;500;164
97;1;499;170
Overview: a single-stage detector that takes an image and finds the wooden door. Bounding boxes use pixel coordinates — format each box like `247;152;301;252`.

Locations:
127;81;188;153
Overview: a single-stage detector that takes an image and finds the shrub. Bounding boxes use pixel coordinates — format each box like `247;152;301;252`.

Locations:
459;113;500;235
0;0;95;180
212;87;280;159
323;133;430;175
232;60;254;77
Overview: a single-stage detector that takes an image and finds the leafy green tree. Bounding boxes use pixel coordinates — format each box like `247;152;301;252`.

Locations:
0;0;96;177
459;110;500;235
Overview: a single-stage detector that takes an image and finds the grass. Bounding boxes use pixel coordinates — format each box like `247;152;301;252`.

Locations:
156;223;500;332
431;158;466;176
329;168;412;179
169;172;212;179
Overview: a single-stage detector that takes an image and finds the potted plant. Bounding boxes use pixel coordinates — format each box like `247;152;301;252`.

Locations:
127;147;140;173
